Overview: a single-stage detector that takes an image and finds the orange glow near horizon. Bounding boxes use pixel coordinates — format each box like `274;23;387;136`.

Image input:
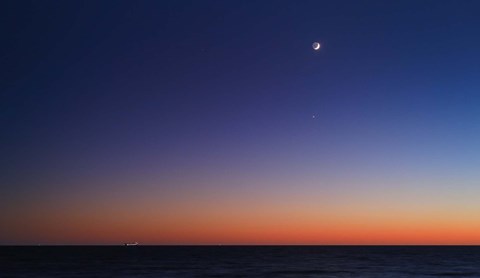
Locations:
4;180;480;245
6;214;480;245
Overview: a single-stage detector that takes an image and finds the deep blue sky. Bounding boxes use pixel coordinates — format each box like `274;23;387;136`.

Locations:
2;0;480;244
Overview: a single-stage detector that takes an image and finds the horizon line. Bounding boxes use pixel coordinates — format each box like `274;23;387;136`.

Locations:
2;244;480;247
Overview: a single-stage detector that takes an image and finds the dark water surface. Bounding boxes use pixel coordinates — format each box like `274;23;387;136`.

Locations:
2;246;480;277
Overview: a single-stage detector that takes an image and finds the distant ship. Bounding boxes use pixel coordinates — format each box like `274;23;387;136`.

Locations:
124;242;139;246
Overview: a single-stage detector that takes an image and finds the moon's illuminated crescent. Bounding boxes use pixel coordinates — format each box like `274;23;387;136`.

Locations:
312;42;321;50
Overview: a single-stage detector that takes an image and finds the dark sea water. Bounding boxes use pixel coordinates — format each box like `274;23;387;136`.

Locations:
2;246;480;277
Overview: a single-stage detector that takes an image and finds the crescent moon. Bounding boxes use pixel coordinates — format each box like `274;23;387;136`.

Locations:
312;42;321;50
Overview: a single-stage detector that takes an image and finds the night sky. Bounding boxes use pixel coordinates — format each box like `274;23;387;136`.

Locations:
2;0;480;245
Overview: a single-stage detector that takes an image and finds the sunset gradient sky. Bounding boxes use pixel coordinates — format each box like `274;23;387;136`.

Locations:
2;0;480;245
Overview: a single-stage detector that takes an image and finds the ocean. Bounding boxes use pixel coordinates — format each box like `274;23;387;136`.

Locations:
1;246;480;277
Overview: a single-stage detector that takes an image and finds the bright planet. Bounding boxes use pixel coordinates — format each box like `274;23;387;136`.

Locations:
312;42;321;50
